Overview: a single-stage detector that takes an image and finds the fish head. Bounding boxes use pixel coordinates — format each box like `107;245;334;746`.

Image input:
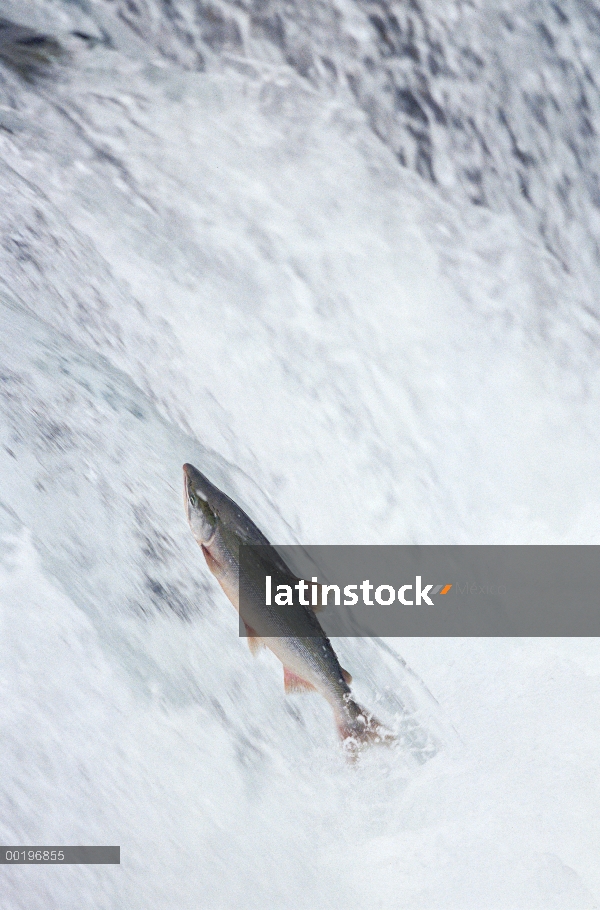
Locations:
183;463;218;545
183;462;287;576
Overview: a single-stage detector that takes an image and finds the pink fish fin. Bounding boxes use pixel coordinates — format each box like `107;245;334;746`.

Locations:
242;621;265;657
247;636;265;656
341;667;352;685
336;698;396;756
283;667;317;694
201;544;220;574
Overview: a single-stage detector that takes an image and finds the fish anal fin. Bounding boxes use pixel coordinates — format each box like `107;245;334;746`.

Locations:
284;667;317;695
341;667;352;685
243;621;265;656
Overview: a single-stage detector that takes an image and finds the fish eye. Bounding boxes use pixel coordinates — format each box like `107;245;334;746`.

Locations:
189;493;216;521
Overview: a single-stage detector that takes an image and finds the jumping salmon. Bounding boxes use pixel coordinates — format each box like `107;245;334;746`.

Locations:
182;463;392;749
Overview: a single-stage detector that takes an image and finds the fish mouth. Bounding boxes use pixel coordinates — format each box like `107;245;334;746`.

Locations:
183;463;210;504
182;469;192;520
183;463;217;545
183;463;209;495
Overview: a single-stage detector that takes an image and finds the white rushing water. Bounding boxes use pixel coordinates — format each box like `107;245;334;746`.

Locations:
0;1;600;907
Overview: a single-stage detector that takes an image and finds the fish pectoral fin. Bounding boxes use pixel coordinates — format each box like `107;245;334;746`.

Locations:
201;544;220;575
284;667;317;695
341;667;352;685
243;622;265;657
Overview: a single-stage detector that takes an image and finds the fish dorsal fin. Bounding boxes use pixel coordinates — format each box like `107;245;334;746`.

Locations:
284;667;317;694
341;667;352;685
299;580;326;613
243;621;265;656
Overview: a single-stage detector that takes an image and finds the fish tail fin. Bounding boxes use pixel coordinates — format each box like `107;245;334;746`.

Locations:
336;697;395;753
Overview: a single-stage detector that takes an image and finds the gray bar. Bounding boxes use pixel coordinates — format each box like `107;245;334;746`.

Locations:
239;545;600;637
0;847;120;864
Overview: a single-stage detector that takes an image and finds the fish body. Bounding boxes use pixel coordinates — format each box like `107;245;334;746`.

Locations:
183;463;391;748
